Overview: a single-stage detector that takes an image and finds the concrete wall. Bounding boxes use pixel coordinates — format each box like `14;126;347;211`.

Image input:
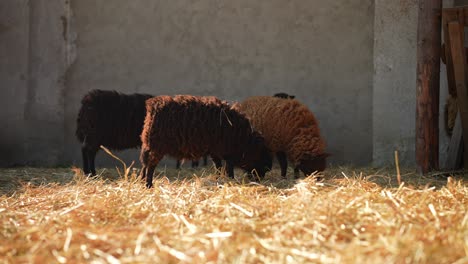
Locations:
0;0;29;166
0;0;73;166
372;0;452;167
0;0;70;166
64;0;375;167
373;0;420;166
0;0;455;169
25;0;71;166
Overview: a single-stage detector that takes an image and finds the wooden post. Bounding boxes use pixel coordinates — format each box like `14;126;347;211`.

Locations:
445;112;463;169
416;0;442;174
448;20;468;168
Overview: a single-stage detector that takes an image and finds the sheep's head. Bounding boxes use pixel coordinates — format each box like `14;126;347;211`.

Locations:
239;132;272;179
297;153;329;177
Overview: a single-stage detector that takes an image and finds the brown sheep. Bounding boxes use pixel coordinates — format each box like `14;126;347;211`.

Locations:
239;96;328;178
139;95;272;188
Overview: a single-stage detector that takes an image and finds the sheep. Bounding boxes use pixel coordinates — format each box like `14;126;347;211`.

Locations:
239;96;328;178
273;92;295;99
139;95;272;188
75;89;153;175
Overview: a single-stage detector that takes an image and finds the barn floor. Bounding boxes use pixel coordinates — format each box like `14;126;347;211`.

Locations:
0;166;467;263
0;165;463;196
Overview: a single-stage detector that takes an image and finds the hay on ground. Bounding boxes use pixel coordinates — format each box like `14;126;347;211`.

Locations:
0;166;466;263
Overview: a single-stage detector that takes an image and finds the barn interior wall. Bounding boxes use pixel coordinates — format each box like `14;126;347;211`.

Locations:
0;0;28;166
64;0;375;168
0;0;454;169
373;0;452;167
0;0;69;166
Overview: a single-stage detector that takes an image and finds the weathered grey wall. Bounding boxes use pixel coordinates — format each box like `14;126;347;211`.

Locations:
373;0;452;167
0;0;70;166
0;0;29;166
64;0;375;167
25;0;70;166
2;0;455;169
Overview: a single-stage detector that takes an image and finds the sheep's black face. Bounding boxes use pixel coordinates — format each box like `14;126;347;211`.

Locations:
251;143;273;177
297;153;328;177
240;133;273;179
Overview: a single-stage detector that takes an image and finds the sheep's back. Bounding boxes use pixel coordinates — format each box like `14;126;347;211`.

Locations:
240;96;325;161
142;95;253;160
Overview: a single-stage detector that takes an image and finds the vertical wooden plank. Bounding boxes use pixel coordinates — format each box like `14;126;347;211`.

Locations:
445;112;463;169
448;21;468;167
442;10;458;97
416;0;442;174
463;7;468;25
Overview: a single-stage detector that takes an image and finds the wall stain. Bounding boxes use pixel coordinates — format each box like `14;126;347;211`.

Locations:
60;15;67;41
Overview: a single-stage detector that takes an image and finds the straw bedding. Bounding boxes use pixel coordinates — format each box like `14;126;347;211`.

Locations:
0;167;466;263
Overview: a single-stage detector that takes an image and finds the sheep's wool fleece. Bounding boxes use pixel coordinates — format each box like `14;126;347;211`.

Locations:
240;96;326;163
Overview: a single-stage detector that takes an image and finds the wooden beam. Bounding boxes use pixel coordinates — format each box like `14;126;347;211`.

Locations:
445;111;463;170
448;21;468;167
416;0;442;174
442;12;458;97
442;6;468;26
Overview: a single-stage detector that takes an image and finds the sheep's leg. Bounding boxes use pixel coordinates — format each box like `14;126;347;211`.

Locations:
294;167;300;179
203;155;208;166
145;165;156;188
139;147;161;188
212;156;223;171
225;159;235;179
145;155;161;188
88;147;98;176
139;147;151;179
140;165;147;180
276;152;288;178
81;146;90;175
176;160;181;169
191;160;199;168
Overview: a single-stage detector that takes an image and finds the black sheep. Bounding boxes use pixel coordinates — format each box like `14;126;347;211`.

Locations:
76;90;152;175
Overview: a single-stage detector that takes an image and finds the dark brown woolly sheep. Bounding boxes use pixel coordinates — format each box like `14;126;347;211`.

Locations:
139;95;272;188
240;96;328;178
76;89;153;175
273;92;295;99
